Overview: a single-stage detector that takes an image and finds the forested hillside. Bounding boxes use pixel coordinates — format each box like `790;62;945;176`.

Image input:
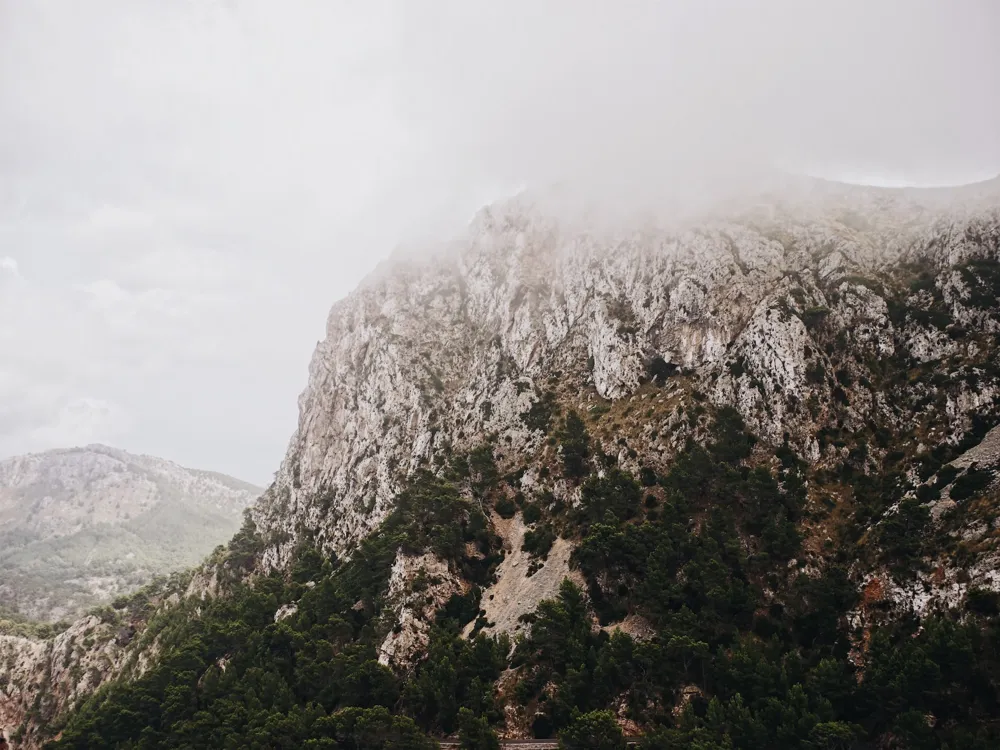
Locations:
45;412;1000;749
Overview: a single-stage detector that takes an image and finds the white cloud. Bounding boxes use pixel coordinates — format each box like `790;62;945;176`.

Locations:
25;398;131;453
76;205;156;238
1;257;19;276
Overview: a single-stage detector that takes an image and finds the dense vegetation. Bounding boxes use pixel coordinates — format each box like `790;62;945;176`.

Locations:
46;473;503;750
44;411;1000;750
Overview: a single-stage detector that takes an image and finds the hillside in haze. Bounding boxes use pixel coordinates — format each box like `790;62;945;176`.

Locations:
0;445;261;621
5;179;1000;748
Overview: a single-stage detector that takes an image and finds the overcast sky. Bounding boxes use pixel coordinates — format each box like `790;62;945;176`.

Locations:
1;0;998;484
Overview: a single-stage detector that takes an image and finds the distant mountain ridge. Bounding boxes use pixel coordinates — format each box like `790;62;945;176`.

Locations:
0;445;261;621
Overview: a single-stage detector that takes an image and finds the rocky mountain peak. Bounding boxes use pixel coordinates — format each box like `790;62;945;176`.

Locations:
251;180;1000;567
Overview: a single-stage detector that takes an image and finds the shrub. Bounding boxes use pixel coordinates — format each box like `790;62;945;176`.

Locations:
523;525;556;559
951;468;994;501
494;496;517;519
559;710;626;750
580;469;641;523
557;411;591;479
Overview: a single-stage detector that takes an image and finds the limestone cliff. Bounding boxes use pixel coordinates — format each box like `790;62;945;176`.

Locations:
1;616;129;748
252;178;1000;571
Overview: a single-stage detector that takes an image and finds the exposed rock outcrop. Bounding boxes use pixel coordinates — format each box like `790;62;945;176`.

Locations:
252;179;1000;570
378;551;466;667
466;513;584;641
0;617;128;748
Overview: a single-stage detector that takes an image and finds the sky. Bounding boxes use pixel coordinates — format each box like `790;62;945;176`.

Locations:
1;0;998;484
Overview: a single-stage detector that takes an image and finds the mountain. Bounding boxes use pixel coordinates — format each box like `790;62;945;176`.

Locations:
252;176;1000;563
0;445;261;621
4;177;1000;749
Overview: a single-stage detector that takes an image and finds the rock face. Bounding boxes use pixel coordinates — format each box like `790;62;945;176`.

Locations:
0;445;261;620
378;551;466;668
0;616;130;749
252;178;1000;567
6;176;1000;748
467;512;584;641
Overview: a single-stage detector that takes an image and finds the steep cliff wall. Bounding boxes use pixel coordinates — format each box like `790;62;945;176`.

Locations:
252;180;1000;569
